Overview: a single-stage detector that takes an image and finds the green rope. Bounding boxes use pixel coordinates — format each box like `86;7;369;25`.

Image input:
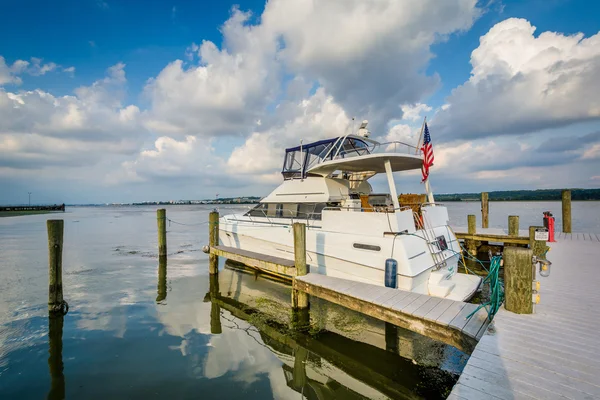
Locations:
466;255;504;321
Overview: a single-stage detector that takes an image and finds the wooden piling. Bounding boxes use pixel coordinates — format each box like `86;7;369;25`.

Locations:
529;226;548;258
209;211;219;274
48;314;65;399
466;215;477;256
156;257;167;303
47;220;64;313
291;347;308;390
508;216;519;236
467;215;476;235
385;322;399;354
292;222;308;309
157;209;167;258
504;246;533;314
481;192;489;229
561;189;572;233
209;274;222;334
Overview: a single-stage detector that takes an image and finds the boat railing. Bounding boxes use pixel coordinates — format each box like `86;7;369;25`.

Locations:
322;205;414;213
306;140;422;171
237;208;323;227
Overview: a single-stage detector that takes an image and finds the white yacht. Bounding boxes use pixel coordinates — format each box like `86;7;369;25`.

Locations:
219;122;481;301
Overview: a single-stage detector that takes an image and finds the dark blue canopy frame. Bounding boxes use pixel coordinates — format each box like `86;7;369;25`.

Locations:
284;137;340;153
282;136;370;179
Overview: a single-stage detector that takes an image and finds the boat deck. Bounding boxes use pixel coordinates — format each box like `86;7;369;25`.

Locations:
294;273;489;353
449;235;600;399
210;245;297;276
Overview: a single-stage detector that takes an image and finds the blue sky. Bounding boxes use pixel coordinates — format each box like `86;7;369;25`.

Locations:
1;0;600;204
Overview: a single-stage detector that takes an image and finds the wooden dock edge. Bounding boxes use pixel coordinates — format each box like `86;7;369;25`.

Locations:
454;232;529;245
293;279;478;353
210;245;297;277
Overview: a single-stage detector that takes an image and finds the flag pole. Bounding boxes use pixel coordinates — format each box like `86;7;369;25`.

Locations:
425;176;435;205
419;116;435;205
415;116;426;155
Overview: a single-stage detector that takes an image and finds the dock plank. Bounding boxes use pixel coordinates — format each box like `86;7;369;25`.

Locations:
436;301;467;326
423;298;454;322
461;308;488;339
401;294;431;315
449;303;479;331
379;290;411;309
412;296;442;318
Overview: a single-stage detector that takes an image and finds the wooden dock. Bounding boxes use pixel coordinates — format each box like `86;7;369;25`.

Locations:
209;243;489;353
453;226;531;245
294;274;489;353
210;245;297;277
449;233;600;399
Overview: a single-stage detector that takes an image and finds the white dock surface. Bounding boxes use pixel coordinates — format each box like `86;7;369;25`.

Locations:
449;235;600;400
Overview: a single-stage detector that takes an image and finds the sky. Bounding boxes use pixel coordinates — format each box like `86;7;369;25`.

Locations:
1;0;599;204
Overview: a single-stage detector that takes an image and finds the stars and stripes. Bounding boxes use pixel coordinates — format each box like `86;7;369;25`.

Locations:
421;122;434;182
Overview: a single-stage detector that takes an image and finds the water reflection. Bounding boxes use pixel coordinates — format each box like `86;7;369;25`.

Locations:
47;315;65;400
206;262;466;399
156;256;167;303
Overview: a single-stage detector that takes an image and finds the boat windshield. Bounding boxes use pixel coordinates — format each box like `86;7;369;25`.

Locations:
282;137;371;179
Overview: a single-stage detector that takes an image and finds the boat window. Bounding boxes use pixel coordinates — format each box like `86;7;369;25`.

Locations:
246;203;327;220
245;203;268;217
340;138;370;158
283;203;298;217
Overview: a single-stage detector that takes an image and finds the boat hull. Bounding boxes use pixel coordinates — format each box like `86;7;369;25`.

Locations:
219;217;481;301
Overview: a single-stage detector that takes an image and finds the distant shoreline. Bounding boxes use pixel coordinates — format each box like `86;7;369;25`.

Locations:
0;210;59;218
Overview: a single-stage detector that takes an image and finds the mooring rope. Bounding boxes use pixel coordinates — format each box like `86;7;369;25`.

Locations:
166;218;209;227
466;255;503;321
50;300;69;315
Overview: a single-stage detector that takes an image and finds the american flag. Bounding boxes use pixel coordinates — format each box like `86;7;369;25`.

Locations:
421;122;434;182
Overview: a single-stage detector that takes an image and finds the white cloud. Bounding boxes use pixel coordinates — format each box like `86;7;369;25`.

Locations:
0;56;75;85
116;135;224;184
0;56;25;85
144;8;280;137
581;143;600;160
400;103;433;122
261;0;481;127
433;18;600;140
226;88;351;182
0;63;146;173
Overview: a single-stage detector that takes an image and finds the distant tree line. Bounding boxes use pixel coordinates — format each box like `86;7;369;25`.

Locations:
436;189;600;201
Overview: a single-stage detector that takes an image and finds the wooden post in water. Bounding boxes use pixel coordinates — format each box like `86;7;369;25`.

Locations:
529;226;548;258
209;274;222;334
157;209;167;258
467;215;476;235
47;220;64;313
385;322;399;354
465;215;477;256
156;257;167;303
291;347;308;391
48;314;65;399
481;192;489;229
209;210;220;274
561;190;572;233
504;246;533;314
292;223;308;309
508;216;519;236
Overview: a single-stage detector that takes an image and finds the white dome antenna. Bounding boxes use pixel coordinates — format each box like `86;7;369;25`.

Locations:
357;120;370;138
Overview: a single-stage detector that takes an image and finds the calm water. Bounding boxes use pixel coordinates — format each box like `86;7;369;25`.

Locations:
446;201;600;233
0;205;469;399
